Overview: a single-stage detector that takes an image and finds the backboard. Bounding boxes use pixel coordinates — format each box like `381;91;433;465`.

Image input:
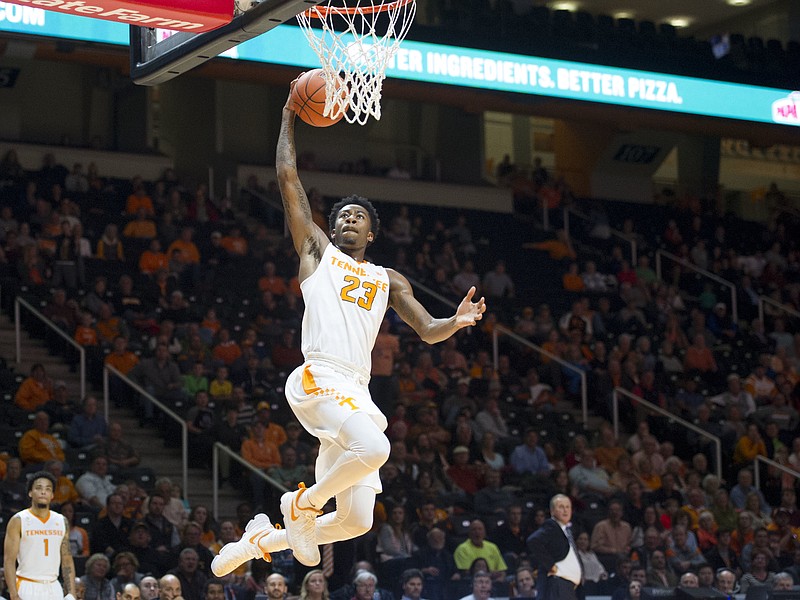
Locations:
130;0;316;86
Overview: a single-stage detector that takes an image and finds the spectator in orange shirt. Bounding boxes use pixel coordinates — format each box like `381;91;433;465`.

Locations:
95;304;128;346
258;261;287;296
166;227;201;289
139;239;169;275
212;328;242;366
19;411;65;466
220;227;248;257
562;262;585;292
167;227;201;265
105;336;139;375
125;180;155;216
105;336;139;408
241;420;281;508
15;363;54;411
683;334;718;374
74;312;99;347
122;208;157;239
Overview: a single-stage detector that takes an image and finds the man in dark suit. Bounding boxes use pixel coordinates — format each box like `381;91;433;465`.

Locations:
526;494;583;600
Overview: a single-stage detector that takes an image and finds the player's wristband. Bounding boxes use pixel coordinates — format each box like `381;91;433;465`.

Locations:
65;593;77;600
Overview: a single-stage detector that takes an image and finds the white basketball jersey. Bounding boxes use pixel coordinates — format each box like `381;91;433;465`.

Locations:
300;244;390;373
15;509;66;581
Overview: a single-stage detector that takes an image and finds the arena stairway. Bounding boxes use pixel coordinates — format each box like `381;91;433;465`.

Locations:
0;310;244;520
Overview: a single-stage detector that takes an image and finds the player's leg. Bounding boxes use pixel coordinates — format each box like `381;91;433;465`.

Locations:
314;484;376;543
281;411;389;565
304;411;389;508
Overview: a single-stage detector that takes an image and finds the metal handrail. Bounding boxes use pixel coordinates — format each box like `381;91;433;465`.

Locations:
405;276;589;424
15;296;86;398
563;206;638;265
212;442;290;520
494;325;588;425
758;295;800;327
103;364;188;502
753;455;800;490
612;387;722;480
655;249;738;324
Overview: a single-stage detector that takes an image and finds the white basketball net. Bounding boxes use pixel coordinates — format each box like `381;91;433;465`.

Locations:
297;0;416;125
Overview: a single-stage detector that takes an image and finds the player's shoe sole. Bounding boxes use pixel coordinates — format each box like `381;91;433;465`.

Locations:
211;513;275;576
280;482;321;566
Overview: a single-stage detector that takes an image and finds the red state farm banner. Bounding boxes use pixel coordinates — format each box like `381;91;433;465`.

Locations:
3;0;234;31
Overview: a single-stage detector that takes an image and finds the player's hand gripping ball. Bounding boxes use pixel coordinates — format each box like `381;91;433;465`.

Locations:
291;69;348;127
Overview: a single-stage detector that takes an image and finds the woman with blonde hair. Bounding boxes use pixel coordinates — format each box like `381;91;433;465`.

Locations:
299;569;329;600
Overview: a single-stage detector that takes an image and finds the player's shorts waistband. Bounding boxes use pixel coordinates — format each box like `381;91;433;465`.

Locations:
17;576;58;584
306;352;370;384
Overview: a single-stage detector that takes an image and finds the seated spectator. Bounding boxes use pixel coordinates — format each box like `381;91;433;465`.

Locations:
731;468;770;512
15;363;54;412
144;492;181;551
739;549;777;593
129;343;185;421
95;223;125;263
576;531;608;591
696;511;718;552
123;208;157;239
510;566;535;599
68;394;108;450
411;527;458;600
19;411;65;467
569;448;616;501
241;420;281;508
168;548;206;600
645;550;677;589
61;500;90;557
773;571;794;591
667;525;707;575
176;521;214;577
45;459;80;506
446;445;483;496
509;429;551;485
139;238;169;275
43;379;78;428
268;445;307;493
186;390;215;470
590;500;632;571
100;421;141;474
81;553;115;600
212;329;242;367
0;457;27;513
562;262;584;292
207;365;232;404
126;180;155;216
453;520;507;581
110;553;144;595
125;522;172;577
458;570;493;600
683;334;717;374
76;455;116;510
710;374;756;418
90;493;133;556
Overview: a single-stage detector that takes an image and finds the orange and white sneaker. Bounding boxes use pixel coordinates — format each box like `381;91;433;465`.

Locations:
211;514;277;576
280;482;322;566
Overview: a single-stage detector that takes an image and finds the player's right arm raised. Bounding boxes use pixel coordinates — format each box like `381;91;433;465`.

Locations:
277;86;329;282
4;515;21;600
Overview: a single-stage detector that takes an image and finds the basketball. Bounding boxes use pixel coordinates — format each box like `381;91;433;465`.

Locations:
290;69;348;127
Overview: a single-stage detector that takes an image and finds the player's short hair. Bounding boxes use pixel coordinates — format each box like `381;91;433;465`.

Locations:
27;470;56;493
328;195;380;240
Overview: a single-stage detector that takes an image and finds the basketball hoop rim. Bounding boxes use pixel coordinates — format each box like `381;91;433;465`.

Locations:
301;0;414;18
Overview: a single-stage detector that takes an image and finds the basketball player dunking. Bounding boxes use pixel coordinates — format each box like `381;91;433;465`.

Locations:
212;81;486;574
4;471;77;600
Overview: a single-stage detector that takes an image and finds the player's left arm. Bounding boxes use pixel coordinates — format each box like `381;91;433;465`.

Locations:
388;270;485;345
60;525;76;598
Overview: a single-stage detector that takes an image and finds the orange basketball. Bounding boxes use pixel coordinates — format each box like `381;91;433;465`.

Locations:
290;69;348;127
